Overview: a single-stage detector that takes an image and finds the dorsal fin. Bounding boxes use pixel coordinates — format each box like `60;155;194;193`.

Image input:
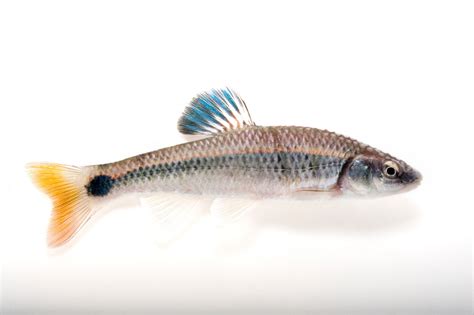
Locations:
178;88;255;135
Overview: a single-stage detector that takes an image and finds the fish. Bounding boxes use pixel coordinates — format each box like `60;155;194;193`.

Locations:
27;88;422;247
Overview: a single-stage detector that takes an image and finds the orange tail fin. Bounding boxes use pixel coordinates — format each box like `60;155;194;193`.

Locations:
27;163;91;247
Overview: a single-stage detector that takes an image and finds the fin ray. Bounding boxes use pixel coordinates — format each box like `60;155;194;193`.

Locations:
27;163;91;247
140;193;211;244
210;197;257;225
178;88;255;135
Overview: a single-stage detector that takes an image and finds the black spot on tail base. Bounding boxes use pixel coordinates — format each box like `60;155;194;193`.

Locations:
86;175;114;196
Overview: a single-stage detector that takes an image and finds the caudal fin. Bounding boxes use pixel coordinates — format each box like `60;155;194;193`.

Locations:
27;163;91;247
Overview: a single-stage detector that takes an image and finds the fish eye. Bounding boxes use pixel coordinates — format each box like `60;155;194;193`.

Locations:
383;161;399;178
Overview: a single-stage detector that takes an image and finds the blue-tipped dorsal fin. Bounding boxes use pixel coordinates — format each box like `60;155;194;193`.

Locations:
178;88;256;135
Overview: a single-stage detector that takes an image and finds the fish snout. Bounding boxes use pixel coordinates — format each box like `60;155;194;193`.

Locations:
401;168;422;185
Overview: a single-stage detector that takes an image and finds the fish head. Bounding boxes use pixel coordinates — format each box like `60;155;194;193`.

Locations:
340;151;422;196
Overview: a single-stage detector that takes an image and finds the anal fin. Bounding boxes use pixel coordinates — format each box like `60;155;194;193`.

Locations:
140;192;211;245
210;197;258;225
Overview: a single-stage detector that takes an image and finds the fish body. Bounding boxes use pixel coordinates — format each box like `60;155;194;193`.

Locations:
92;126;358;197
28;88;421;247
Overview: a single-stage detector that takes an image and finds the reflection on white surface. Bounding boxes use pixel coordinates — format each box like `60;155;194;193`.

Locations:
2;191;471;314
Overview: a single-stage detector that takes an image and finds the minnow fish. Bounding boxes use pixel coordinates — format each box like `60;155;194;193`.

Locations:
27;88;422;247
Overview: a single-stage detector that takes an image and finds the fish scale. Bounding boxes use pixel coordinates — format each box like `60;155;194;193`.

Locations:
92;126;363;197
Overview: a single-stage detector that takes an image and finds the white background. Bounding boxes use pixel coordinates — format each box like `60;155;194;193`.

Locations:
1;1;472;314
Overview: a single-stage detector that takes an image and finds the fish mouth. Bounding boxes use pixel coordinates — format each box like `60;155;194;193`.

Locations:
401;168;422;185
377;168;422;197
394;168;422;194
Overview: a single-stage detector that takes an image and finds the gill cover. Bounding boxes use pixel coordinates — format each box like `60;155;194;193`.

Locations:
340;154;422;196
